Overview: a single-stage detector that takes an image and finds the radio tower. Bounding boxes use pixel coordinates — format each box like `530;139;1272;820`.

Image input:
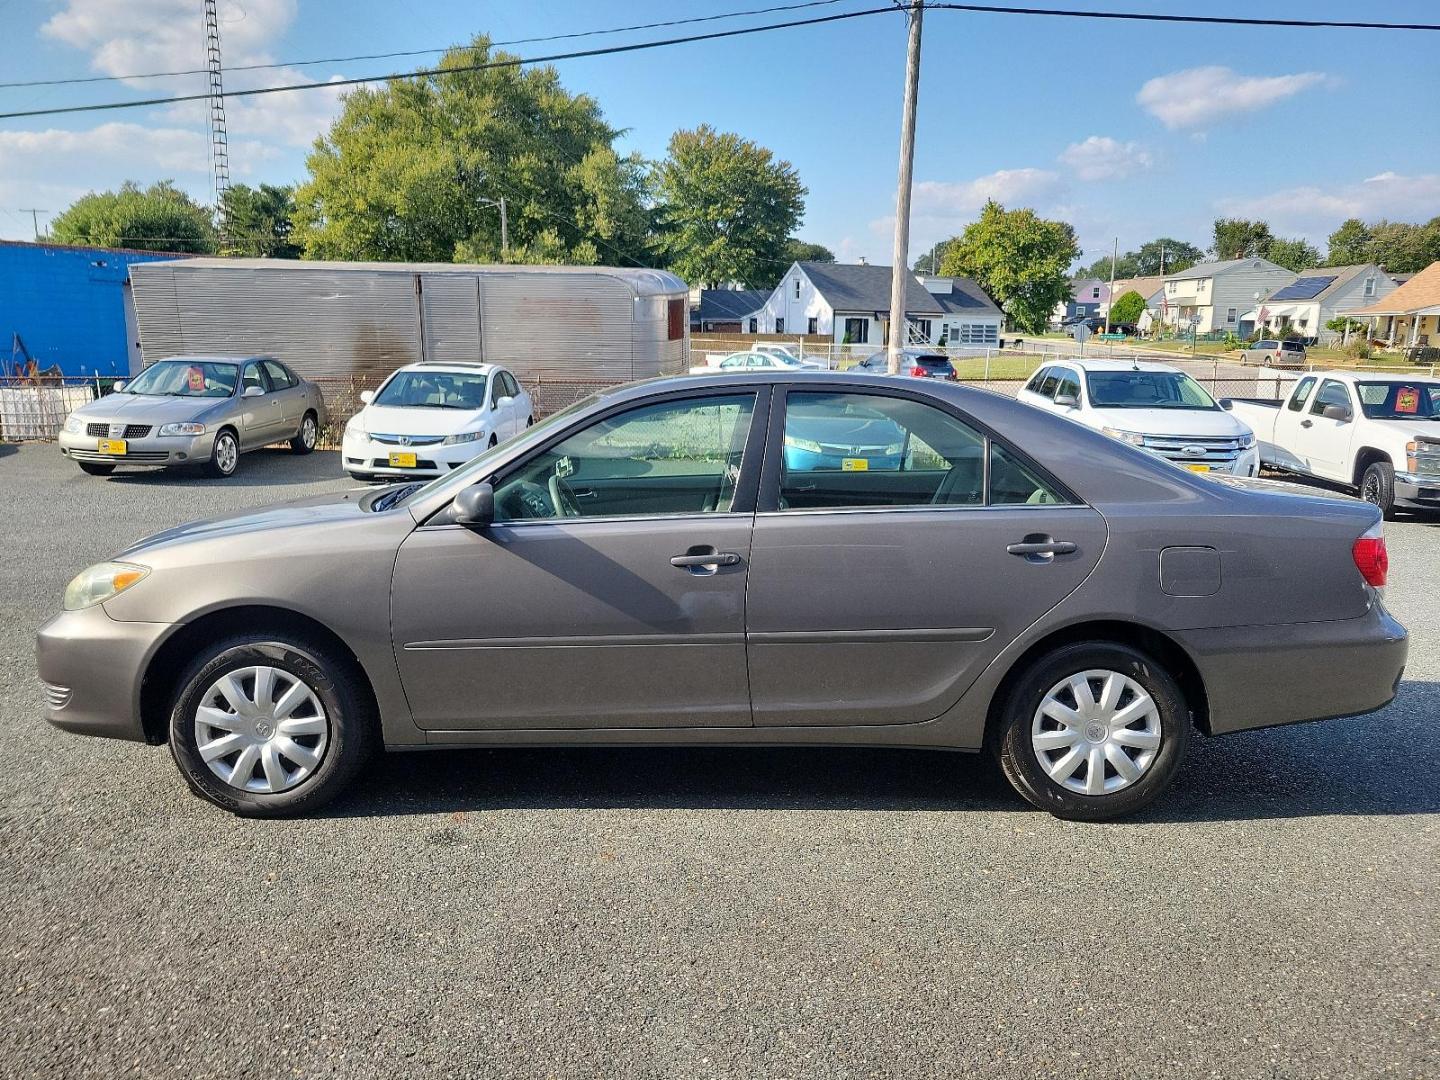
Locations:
204;0;232;250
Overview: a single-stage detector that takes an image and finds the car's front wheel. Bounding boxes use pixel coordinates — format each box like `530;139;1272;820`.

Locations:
206;429;239;478
168;634;376;816
995;642;1189;821
1361;460;1396;519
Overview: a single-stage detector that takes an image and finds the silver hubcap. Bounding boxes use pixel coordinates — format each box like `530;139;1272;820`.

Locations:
302;417;316;447
1031;669;1162;796
194;665;329;793
216;435;237;473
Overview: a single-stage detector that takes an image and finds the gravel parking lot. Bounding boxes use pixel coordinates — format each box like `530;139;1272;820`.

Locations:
1;443;1436;1080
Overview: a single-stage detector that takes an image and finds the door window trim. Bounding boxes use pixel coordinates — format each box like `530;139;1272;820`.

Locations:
754;383;1084;515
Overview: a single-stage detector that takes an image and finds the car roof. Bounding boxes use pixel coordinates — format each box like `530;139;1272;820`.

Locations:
391;361;500;375
1322;371;1440;385
152;354;275;364
1043;358;1182;374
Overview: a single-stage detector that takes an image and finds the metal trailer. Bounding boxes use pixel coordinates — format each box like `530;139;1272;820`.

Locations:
127;259;690;389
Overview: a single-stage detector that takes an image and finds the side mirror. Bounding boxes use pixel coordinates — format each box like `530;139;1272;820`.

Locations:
1219;398;1234;411
495;395;514;408
1053;393;1078;408
243;385;265;398
1322;404;1353;422
359;389;375;405
112;380;127;393
452;482;495;528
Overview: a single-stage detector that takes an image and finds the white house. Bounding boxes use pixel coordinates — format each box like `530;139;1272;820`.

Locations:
1160;258;1296;334
755;261;1005;347
1241;264;1396;343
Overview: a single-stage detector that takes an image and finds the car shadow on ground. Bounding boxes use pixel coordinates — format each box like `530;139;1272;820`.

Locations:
102;448;348;489
322;682;1440;823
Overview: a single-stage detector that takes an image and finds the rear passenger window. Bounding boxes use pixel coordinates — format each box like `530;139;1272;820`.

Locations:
776;392;1065;511
1287;377;1316;412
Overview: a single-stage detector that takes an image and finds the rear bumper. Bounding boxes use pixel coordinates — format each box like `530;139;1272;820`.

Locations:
1176;603;1408;735
35;605;173;743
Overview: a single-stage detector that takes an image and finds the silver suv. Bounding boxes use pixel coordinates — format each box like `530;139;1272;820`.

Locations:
1240;339;1307;369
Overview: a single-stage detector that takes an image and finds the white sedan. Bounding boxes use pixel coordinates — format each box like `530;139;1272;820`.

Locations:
690;350;827;375
342;362;533;482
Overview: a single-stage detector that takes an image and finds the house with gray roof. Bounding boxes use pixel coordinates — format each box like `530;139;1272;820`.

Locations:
1245;264;1395;343
754;261;1005;348
1159;257;1296;335
690;289;770;332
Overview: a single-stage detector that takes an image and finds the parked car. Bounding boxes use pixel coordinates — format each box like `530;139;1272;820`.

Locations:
1239;339;1308;368
58;355;325;479
1018;359;1259;476
39;371;1406;822
690;351;825;375
341;362;533;482
853;350;958;380
751;344;827;369
1226;371;1440;517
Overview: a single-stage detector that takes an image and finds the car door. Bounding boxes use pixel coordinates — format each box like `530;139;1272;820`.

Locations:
1298;378;1354;480
390;388;768;731
1272;375;1317;472
745;386;1107;727
260;359;305;436
501;371;527;435
485;372;509;440
236;360;280;447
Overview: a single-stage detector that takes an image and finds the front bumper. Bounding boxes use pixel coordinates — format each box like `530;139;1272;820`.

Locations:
342;434;485;478
58;429;217;467
1393;472;1440;509
35;604;174;743
1176;602;1407;735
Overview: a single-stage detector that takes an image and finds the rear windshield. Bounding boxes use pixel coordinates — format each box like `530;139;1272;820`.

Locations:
1085;370;1218;410
914;355;955;370
1356;382;1440;420
1281;341;1305;351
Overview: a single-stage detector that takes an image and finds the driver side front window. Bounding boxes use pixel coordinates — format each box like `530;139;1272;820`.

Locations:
492;394;757;522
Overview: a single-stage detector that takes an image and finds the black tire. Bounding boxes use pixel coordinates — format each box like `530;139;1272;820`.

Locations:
290;410;318;455
206;428;240;478
347;471;374;483
488;434;498;448
1361;460;1396;519
995;642;1190;822
77;461;115;476
168;634;377;817
526;416;535;428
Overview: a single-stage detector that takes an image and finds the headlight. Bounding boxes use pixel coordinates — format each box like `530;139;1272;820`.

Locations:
783;436;823;454
63;561;149;610
1239;432;1256;450
1101;427;1147;446
64;415;84;433
343;419;366;440
158;422;205;437
443;430;486;445
1406;439;1440;476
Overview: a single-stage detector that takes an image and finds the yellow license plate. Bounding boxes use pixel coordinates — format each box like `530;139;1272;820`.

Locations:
388;451;418;468
841;458;869;471
1183;463;1211;473
97;439;127;455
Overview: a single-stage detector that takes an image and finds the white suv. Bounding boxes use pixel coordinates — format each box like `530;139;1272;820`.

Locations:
1018;359;1259;476
342;362;533;482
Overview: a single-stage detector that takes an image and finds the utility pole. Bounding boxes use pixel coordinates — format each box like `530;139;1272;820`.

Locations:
204;0;231;250
499;196;508;259
1104;236;1117;335
19;209;46;241
886;0;924;374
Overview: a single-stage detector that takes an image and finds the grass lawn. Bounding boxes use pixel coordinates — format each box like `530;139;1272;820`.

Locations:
953;356;1039;380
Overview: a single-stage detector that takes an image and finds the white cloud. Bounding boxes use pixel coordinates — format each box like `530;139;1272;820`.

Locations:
1058;136;1152;181
1218;172;1440;241
1137;66;1329;129
913;168;1064;214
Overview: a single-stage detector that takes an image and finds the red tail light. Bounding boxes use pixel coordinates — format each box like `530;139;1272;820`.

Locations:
1352;523;1388;587
910;367;930;377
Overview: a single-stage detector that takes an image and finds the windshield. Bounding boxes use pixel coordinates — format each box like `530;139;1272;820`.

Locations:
373;370;489;409
1085;370;1217;410
122;360;238;398
1356;382;1440;420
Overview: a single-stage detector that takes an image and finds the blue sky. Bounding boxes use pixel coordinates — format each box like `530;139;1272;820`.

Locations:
2;0;1437;270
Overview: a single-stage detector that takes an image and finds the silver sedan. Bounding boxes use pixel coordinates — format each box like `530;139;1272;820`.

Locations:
59;355;327;478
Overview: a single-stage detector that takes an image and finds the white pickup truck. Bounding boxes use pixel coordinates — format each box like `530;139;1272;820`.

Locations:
1226;371;1440;517
1018;358;1260;476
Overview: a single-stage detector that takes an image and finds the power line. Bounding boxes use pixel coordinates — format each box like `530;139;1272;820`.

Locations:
0;0;849;90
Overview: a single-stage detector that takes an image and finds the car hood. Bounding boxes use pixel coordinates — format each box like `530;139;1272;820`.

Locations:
1085;407;1251;438
70;393;232;424
116;488;379;558
1366;417;1440;440
354;404;484;436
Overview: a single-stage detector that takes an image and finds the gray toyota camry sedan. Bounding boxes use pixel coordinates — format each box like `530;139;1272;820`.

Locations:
58;355;326;478
37;371;1407;820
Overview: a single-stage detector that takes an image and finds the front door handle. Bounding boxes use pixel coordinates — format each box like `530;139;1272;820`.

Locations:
1007;536;1077;561
1300;419;1313;428
670;547;742;574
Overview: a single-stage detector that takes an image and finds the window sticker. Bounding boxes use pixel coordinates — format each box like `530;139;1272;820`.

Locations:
841;458;869;471
1396;387;1420;414
187;366;206;392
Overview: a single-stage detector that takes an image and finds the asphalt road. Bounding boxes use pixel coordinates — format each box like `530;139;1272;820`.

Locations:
1;444;1436;1080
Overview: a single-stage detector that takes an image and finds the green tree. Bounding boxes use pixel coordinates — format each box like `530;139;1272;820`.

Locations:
914;240;952;275
1326;218;1372;265
220;183;300;258
1078;237;1202;279
939;200;1080;334
783;238;834;264
1211;217;1273;260
1268;237;1321;272
654;125;806;288
50;180;216;253
1108;290;1146;325
1366;219;1440;274
294;36;654;265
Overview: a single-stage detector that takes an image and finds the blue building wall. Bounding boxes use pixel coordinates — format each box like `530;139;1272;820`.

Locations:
0;241;186;377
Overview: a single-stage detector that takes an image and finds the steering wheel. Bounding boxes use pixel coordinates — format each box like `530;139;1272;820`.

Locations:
548;472;582;518
931;462;981;506
501;481;556;520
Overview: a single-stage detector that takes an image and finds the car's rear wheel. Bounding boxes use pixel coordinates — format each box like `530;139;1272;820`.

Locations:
996;642;1189;821
168;634;376;816
206;429;239;478
290;411;318;455
77;462;114;476
1361;460;1396;519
